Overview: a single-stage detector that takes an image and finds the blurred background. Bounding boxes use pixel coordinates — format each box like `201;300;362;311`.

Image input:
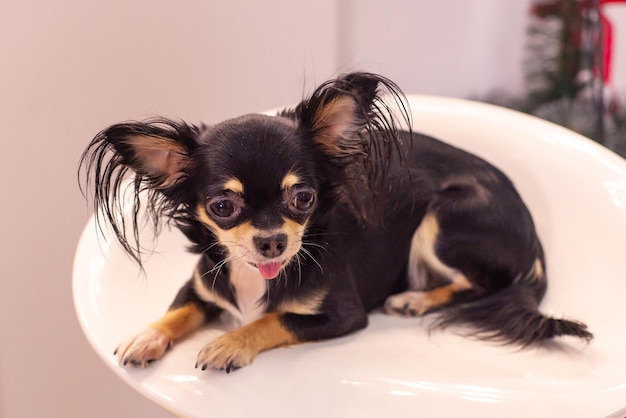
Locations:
1;1;624;416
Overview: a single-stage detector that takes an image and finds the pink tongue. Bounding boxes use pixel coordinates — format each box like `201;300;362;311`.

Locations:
258;262;282;279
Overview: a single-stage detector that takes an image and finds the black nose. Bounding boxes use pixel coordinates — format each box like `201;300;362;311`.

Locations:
253;234;287;258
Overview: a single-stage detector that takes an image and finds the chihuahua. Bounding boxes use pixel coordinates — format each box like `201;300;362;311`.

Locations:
80;72;592;373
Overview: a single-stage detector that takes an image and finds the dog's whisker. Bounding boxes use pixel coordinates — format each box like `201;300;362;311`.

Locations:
298;246;324;274
281;269;288;289
294;252;303;287
301;241;327;252
205;253;240;292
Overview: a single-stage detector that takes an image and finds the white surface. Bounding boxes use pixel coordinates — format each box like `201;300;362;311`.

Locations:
73;96;626;418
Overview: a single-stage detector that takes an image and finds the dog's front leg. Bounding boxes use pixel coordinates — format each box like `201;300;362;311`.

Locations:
196;305;367;372
115;303;207;367
115;278;222;367
195;312;297;373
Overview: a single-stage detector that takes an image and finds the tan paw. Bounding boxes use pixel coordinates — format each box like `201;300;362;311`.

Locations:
114;328;172;367
195;332;256;373
384;291;433;317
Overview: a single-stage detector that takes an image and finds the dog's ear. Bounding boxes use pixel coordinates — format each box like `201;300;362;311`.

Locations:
91;119;200;190
79;118;202;266
284;72;409;223
305;94;360;155
292;72;396;156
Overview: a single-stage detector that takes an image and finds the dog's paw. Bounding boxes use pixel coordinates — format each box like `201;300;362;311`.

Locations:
384;291;432;317
195;332;256;373
114;328;172;367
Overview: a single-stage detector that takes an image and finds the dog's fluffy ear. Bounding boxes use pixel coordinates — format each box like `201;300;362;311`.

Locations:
119;132;189;189
92;119;200;190
79;119;202;266
306;95;359;155
283;72;409;223
292;72;390;156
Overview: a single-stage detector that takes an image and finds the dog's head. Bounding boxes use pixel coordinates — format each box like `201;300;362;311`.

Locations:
192;113;321;278
80;72;409;277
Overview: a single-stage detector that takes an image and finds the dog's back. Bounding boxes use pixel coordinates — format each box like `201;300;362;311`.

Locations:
368;130;592;345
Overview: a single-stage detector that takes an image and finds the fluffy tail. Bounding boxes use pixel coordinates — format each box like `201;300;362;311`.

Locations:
434;282;593;347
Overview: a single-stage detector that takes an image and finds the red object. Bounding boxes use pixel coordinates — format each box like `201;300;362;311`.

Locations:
600;0;626;83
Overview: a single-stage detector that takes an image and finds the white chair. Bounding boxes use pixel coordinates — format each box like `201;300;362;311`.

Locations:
73;96;626;418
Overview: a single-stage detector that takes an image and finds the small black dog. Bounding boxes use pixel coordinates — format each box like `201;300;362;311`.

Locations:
80;72;592;372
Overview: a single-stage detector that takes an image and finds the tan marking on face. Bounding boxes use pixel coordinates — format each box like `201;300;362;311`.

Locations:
196;203;254;241
226;221;255;246
196;203;252;237
281;173;302;190
196;204;306;266
282;216;307;241
223;178;244;194
196;204;256;264
196;203;220;232
150;303;206;341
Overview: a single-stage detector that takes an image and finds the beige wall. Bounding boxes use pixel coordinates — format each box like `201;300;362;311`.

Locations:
0;2;338;417
2;1;623;417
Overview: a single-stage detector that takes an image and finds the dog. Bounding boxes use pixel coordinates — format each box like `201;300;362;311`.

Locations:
80;72;592;373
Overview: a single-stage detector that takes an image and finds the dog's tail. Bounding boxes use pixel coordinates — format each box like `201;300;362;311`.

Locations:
434;277;593;347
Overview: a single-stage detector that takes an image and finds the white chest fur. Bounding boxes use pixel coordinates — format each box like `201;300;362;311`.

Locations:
228;259;268;325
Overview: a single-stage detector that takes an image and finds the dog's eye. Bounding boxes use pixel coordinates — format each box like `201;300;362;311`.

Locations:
211;200;236;217
207;194;242;220
289;188;316;212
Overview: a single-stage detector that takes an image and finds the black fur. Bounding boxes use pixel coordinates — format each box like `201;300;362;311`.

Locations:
80;72;591;371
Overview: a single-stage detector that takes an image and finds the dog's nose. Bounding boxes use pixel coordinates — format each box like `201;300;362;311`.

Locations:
253;234;287;258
